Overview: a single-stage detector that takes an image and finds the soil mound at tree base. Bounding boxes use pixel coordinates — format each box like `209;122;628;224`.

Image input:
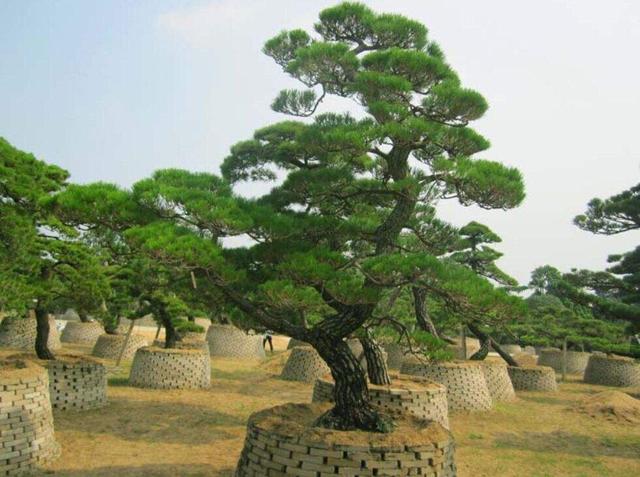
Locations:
574;391;640;424
236;402;456;476
511;352;539;367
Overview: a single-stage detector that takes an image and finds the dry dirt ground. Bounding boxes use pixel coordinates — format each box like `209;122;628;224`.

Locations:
23;342;640;477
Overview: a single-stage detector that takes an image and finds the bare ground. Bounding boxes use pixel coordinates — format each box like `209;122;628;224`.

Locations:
15;343;640;477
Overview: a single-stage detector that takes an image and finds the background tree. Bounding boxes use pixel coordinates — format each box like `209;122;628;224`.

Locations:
514;293;629;353
50;182;211;347
570;182;640;330
574;182;639;235
451;221;517;287
494;265;634;355
445;221;521;364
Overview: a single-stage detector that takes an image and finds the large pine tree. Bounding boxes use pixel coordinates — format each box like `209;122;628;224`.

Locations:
50;3;524;431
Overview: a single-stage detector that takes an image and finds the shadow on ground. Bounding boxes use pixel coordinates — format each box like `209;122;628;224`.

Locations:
54;397;244;445
494;430;640;459
42;463;233;477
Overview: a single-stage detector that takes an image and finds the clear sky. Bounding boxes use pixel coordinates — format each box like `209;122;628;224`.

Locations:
2;0;639;284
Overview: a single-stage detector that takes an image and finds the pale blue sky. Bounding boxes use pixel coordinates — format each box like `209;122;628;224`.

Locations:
2;0;639;284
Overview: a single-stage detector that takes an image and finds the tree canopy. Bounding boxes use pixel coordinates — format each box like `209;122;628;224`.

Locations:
1;2;526;431
0;138;111;358
568;182;640;330
78;2;524;431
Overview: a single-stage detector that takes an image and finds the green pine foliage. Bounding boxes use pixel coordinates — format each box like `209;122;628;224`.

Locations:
503;266;637;357
0;138;110;323
1;3;528;429
569;182;640;331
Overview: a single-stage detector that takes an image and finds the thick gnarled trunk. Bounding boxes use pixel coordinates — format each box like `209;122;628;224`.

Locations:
312;338;390;432
360;335;391;385
35;307;55;360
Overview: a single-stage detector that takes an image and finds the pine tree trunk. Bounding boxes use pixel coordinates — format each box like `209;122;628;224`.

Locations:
105;316;120;335
311;338;390;432
78;311;90;323
160;311;178;349
467;322;519;366
35;307;55;360
360;335;391;385
469;336;491;360
412;287;440;337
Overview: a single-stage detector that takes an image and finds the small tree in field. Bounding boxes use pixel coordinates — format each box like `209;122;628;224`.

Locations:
448;221;524;363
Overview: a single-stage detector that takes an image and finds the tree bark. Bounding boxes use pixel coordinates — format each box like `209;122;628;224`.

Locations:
35;306;55;360
78;311;90;323
159;309;179;349
467;322;519;367
360;335;391;385
412;287;440;337
311;337;390;432
105;316;121;335
469;336;491;360
164;320;178;348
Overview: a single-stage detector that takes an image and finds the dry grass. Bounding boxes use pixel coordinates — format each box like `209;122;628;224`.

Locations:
453;377;640;477
16;345;638;477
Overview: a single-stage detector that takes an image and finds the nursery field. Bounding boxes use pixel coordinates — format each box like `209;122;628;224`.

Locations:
28;344;640;477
